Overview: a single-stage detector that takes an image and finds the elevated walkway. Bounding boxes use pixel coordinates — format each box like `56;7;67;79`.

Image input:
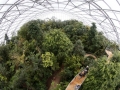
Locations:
66;50;113;90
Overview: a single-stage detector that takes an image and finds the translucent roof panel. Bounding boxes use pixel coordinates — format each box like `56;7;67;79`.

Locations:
0;0;120;44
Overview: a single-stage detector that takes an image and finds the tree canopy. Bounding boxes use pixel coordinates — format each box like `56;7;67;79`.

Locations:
0;19;120;90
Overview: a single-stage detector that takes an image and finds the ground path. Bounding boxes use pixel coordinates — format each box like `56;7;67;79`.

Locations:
47;65;64;90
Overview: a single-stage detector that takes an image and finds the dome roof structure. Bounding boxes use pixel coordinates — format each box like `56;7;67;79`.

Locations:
0;0;120;44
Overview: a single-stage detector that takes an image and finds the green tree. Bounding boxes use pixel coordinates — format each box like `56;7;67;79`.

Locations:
73;39;85;56
82;56;120;90
41;52;59;70
42;29;73;62
18;20;43;42
4;34;9;44
63;21;88;44
0;45;9;63
84;23;109;56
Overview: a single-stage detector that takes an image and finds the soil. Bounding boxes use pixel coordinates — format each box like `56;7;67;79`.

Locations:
46;65;64;90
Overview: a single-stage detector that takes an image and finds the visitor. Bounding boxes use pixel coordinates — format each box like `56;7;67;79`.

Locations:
79;66;89;77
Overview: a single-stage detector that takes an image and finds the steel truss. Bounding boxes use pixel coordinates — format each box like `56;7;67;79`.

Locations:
0;0;120;44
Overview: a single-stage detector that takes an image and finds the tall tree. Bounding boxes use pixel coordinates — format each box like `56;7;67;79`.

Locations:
73;39;85;56
42;29;73;63
18;20;43;42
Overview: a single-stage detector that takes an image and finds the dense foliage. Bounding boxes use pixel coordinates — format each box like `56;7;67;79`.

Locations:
0;19;120;90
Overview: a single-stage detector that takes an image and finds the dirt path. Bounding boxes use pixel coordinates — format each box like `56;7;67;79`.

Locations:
105;49;113;64
47;65;64;90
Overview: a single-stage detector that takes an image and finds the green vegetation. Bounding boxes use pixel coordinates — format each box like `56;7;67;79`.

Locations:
0;19;120;90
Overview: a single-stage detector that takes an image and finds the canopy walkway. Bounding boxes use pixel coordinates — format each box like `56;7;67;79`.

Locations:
66;66;89;90
66;49;113;90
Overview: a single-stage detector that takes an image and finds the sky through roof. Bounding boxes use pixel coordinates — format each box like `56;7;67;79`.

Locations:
0;0;120;44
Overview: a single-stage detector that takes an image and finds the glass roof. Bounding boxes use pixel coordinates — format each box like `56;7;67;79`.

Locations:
0;0;120;44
